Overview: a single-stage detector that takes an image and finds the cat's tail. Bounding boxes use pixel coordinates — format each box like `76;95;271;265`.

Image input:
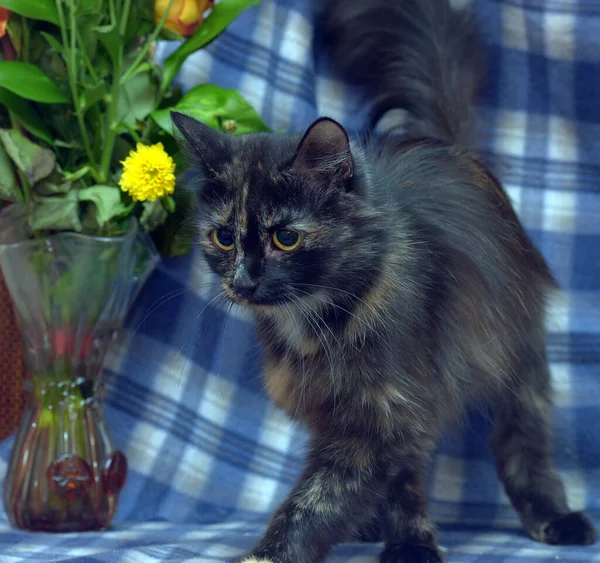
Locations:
321;0;483;146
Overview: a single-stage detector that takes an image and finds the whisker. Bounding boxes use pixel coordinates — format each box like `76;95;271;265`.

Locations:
130;281;220;341
216;299;234;400
292;286;395;354
290;295;339;417
281;301;307;420
293;282;396;331
178;290;228;386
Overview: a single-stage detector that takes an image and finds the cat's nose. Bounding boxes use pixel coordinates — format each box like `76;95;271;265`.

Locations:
232;269;258;298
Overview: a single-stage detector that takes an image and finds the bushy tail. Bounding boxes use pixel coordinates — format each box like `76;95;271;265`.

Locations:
321;0;483;146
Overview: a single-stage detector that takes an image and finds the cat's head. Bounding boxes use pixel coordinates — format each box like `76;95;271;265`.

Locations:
172;113;384;309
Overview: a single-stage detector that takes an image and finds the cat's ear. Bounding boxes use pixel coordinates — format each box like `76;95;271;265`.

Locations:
171;111;231;172
291;117;353;188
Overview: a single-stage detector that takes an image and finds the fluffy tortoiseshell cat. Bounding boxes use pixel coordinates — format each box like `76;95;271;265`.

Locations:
172;0;598;561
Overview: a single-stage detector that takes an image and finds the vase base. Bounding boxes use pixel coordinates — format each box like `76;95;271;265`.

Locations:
10;514;112;533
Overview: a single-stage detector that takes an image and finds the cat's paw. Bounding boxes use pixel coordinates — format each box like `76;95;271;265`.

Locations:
380;543;443;563
535;512;598;546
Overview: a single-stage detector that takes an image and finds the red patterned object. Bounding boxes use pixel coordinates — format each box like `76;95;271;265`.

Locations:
48;454;93;500
0;272;24;441
102;451;128;496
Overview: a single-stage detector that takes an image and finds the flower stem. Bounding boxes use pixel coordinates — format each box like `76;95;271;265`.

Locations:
15;168;30;205
22;17;30;62
99;0;132;183
119;0;175;87
75;29;99;84
55;0;101;183
118;0;133;37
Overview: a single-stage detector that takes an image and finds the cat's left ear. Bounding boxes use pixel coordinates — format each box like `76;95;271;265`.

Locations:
171;111;231;172
291;117;353;189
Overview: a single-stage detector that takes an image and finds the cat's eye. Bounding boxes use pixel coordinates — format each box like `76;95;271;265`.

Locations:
273;229;301;251
211;228;234;251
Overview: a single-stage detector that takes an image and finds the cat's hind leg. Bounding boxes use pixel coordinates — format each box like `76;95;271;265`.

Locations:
491;346;597;546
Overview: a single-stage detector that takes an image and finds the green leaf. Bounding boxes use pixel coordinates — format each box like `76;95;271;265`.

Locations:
140;200;168;232
0;129;56;185
161;0;259;94
78;185;124;227
6;11;23;54
35;178;72;196
153;84;270;136
63;165;92;182
0;87;54;144
41;31;64;53
113;136;135;166
0;0;59;25
116;72;157;128
95;24;120;66
80;82;108;113
124;0;154;44
0;62;68;103
79;0;103;12
125;61;153;81
77;12;104;61
158;27;185;42
0;142;18;202
162;195;176;214
54;140;77;149
28;193;82;232
126;20;154;47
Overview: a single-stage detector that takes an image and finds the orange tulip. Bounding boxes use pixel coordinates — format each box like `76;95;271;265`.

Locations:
0;8;9;38
155;0;214;37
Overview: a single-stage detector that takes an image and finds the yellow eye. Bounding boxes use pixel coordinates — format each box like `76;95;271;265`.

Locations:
211;229;234;251
273;229;301;251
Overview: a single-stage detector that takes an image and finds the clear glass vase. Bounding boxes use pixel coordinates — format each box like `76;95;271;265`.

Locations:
0;205;159;532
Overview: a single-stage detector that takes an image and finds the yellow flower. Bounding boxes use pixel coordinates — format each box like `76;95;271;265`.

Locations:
119;142;176;202
155;0;213;37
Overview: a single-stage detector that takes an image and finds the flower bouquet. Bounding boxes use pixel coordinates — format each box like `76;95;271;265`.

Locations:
0;0;268;532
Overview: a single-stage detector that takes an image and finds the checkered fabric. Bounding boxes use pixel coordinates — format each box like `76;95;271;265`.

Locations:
1;0;599;561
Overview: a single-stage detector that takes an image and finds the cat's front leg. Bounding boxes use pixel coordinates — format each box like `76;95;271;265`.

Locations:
235;437;388;563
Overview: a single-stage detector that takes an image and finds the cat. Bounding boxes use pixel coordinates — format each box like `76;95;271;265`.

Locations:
171;0;598;561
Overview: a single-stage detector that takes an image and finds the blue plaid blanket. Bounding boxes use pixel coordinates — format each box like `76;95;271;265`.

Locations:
1;0;599;561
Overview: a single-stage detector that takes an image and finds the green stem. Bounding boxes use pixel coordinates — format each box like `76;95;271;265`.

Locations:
122;122;141;143
108;0;116;26
140;118;154;144
118;0;133;37
99;75;121;183
99;0;132;183
22;17;30;63
7;110;30;203
72;28;103;161
55;0;101;183
90;104;104;162
76;29;99;83
119;0;175;86
15;168;30;205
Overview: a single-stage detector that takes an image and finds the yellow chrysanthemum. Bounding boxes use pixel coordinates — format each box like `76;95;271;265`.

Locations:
119;142;176;202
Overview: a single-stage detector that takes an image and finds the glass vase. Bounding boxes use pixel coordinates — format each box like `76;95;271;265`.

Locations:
0;205;159;532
